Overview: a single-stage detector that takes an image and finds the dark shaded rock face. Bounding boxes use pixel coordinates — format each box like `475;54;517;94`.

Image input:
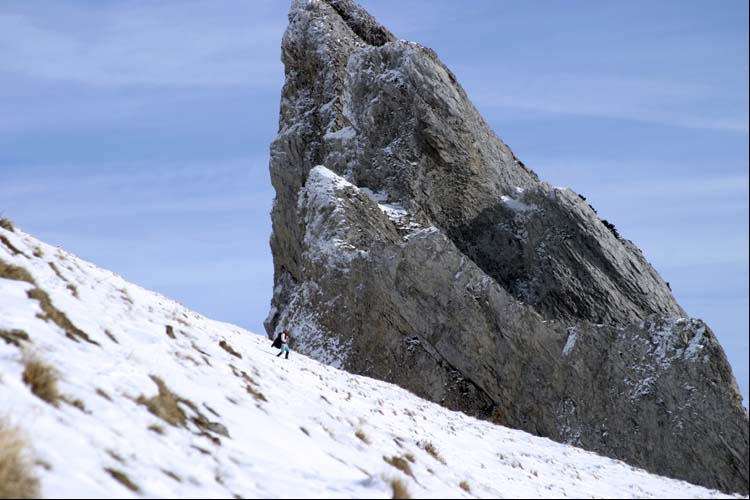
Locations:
266;0;749;493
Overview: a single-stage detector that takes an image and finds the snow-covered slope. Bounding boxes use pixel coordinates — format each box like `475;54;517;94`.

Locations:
0;225;740;499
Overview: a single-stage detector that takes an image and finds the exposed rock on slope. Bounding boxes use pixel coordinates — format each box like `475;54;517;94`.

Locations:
266;0;749;494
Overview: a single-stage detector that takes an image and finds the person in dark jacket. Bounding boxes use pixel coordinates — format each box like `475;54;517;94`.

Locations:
273;329;291;359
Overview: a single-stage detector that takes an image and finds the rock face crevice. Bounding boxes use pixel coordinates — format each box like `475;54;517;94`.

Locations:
266;0;749;494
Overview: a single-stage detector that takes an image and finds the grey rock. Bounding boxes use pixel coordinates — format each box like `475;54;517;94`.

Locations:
266;0;749;494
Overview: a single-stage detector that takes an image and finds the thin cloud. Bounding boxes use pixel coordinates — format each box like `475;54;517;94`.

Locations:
0;157;269;197
472;76;749;134
0;1;285;88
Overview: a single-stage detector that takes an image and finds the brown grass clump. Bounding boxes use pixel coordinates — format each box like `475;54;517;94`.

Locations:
0;234;25;256
245;382;267;402
459;480;471;493
390;477;411;499
383;455;415;479
177;398;229;439
62;396;87;412
0;259;35;284
106;449;124;463
22;355;61;406
96;388;112;401
26;287;98;345
148;423;165;435
48;262;66;281
0;328;30;348
118;287;134;305
136;375;187;427
161;469;182;482
0;217;15;232
231;365;267;403
0;420;40;499
418;440;446;464
219;340;242;358
104;467;140;492
104;329;119;344
355;428;370;444
136;375;228;441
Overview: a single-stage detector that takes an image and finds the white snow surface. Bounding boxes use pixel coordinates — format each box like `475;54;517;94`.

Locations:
562;328;578;357
0;225;740;499
298;166;366;265
501;194;536;213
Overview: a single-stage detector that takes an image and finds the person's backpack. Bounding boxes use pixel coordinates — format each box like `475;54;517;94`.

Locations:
271;332;282;349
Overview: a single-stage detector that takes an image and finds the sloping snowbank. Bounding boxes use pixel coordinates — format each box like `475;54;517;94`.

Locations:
0;225;739;499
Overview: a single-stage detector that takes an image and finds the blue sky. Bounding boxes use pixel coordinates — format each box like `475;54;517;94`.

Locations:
0;0;747;403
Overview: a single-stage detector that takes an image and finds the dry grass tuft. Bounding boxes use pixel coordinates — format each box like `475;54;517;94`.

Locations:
137;379;228;441
404;452;415;463
219;340;242;358
232;366;267;403
0;217;15;232
1;234;26;256
0;328;30;348
191;341;209;356
418;441;446;464
118;287;134;305
148;423;165;435
104;467;140;492
104;329;119;344
0;420;41;499
459;480;471;493
0;259;35;284
165;325;176;339
355;428;370;444
245;382;267;402
180;399;229;439
136;375;187;427
390;477;411;499
48;262;66;281
96;388;112;401
66;284;79;298
106;449;124;463
161;468;182;482
26;287;98;345
383;455;415;479
62;395;87;412
22;355;61;406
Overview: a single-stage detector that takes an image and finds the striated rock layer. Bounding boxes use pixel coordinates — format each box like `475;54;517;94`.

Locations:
266;0;749;493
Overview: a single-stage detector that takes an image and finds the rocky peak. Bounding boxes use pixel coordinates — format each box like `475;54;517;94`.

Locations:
267;0;749;494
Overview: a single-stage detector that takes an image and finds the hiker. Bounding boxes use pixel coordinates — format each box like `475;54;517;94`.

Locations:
273;329;291;359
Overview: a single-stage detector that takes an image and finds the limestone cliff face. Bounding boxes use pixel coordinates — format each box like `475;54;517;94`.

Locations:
266;0;749;493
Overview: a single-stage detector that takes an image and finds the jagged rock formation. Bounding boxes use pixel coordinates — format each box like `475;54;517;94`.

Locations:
266;0;749;493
